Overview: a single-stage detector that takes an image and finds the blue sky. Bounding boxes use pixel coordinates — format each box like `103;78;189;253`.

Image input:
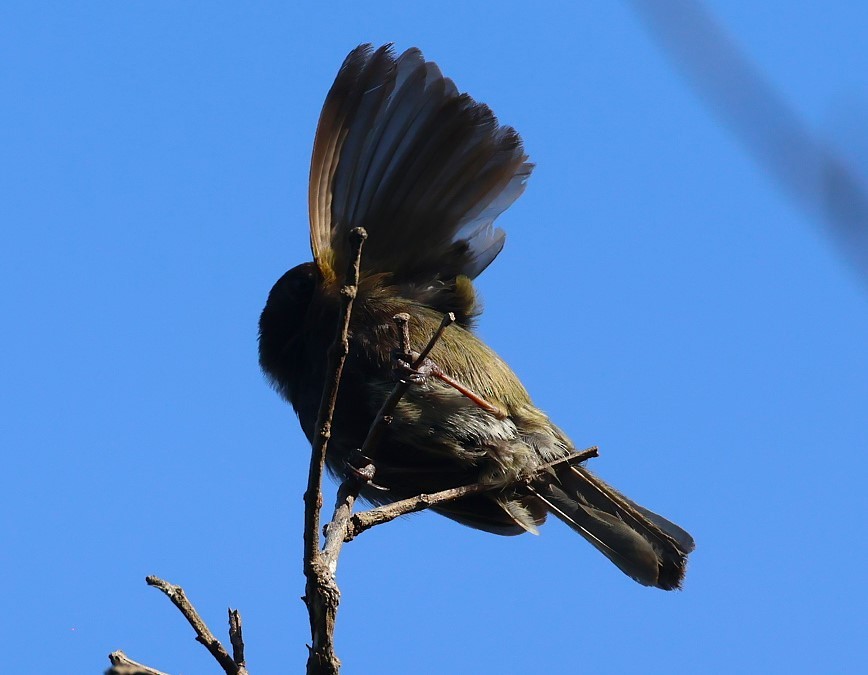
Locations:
2;2;867;673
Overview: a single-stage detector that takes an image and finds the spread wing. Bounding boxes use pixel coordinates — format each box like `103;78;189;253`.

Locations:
308;44;532;284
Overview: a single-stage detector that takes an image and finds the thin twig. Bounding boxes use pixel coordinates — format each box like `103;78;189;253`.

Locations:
530;446;599;476
303;227;367;675
320;312;456;572
359;312;456;461
228;609;245;670
305;227;368;565
345;482;494;541
344;446;600;541
106;651;171;675
144;576;248;675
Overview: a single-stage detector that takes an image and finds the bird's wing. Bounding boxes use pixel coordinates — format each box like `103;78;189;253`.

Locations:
309;44;532;285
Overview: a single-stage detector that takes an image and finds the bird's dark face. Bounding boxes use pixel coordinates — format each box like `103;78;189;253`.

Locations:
258;261;319;397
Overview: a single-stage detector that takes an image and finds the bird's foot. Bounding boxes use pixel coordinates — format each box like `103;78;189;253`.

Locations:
344;452;389;491
392;350;441;385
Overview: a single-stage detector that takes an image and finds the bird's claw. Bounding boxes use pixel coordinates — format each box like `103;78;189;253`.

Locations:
344;453;389;491
392;350;440;384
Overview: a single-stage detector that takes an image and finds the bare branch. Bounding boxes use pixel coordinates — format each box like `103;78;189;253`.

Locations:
144;576;249;675
228;609;246;670
345;482;494;541
305;227;368;565
412;311;454;363
344;446;600;541
303;227;367;675
529;446;600;476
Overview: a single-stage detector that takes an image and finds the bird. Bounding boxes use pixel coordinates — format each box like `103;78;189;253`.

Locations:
259;44;695;590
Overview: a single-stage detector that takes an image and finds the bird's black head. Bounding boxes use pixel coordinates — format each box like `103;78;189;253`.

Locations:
258;261;319;396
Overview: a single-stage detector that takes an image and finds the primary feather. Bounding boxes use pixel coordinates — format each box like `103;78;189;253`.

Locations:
309;44;531;287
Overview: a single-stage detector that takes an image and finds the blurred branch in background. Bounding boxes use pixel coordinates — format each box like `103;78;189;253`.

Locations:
629;0;868;282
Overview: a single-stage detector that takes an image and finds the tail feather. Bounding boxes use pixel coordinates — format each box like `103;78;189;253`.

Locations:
531;465;694;590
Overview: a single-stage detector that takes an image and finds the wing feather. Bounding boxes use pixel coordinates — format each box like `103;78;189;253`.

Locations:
308;44;532;285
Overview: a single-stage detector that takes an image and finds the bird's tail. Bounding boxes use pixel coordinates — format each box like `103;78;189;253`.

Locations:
529;464;695;590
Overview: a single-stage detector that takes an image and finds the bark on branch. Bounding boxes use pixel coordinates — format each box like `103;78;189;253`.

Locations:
303;227;367;675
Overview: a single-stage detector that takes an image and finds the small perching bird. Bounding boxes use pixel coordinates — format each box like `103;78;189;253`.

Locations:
259;44;695;590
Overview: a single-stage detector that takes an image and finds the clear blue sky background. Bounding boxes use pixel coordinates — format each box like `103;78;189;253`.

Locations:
2;2;867;674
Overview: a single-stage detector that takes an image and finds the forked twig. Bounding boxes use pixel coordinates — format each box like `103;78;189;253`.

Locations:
105;577;249;675
321;311;457;571
147;576;249;675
